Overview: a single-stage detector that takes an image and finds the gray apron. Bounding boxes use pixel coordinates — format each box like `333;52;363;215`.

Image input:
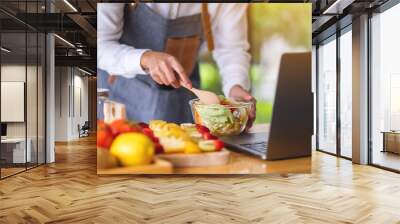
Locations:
105;4;203;124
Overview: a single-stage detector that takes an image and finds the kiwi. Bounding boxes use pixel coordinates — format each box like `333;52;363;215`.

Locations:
198;140;216;152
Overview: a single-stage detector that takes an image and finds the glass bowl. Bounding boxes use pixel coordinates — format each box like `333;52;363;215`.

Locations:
189;98;252;136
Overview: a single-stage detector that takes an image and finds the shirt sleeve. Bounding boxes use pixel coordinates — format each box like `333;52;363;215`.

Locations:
97;3;149;78
211;3;251;97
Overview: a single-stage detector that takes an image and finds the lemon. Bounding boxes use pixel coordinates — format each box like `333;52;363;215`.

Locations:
110;133;154;166
184;141;201;154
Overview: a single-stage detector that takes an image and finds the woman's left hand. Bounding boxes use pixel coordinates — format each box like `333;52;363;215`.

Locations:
229;85;256;132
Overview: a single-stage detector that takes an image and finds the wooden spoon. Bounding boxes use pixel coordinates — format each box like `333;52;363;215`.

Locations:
185;87;220;105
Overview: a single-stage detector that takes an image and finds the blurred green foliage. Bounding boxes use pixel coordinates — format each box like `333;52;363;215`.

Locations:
249;3;312;62
255;101;273;123
199;4;311;124
200;63;273;123
249;64;273;123
199;63;223;95
250;64;262;85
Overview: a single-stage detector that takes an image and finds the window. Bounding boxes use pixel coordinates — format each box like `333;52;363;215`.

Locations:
317;36;337;154
370;2;400;171
1;30;28;178
0;1;47;179
316;26;353;159
339;28;352;158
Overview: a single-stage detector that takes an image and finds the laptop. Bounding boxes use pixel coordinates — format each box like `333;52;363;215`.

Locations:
221;52;313;160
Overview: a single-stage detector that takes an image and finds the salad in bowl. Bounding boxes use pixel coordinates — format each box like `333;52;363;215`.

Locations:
189;96;252;136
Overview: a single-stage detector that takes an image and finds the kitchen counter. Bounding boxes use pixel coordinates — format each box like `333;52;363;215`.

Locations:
172;124;311;174
173;151;310;174
97;124;311;175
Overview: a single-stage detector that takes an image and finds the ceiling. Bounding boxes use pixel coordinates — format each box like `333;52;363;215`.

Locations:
0;0;393;73
1;0;98;73
311;0;390;43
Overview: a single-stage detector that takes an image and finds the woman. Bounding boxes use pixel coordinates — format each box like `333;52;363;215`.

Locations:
98;3;255;129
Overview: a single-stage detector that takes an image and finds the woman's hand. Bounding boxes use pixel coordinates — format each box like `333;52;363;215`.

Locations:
229;85;256;132
140;51;192;88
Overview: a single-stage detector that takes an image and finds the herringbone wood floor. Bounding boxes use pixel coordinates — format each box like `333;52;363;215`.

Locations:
1;136;399;224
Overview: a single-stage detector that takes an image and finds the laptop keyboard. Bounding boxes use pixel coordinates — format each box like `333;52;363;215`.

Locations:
240;142;268;154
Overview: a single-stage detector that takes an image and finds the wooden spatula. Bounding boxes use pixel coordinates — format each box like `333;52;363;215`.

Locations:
179;78;220;104
184;86;220;105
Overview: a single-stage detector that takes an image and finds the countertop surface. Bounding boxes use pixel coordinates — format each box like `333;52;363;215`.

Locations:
173;124;311;174
97;124;311;175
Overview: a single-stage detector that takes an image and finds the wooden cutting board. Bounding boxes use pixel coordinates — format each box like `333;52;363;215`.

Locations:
157;149;230;168
97;158;173;175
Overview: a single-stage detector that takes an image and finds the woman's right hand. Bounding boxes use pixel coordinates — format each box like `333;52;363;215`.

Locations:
140;51;192;89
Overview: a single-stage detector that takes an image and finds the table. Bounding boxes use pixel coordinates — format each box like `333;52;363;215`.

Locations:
172;151;310;174
98;124;311;175
382;131;400;154
1;138;32;164
173;124;311;174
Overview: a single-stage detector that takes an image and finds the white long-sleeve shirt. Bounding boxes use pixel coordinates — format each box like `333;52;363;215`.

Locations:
98;3;251;96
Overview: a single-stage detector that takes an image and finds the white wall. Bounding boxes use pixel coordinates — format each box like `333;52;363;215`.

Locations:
1;65;39;138
1;65;26;139
1;64;46;163
54;67;89;141
54;66;69;141
72;73;89;138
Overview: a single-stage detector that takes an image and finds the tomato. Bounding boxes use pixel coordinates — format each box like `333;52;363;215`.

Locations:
142;127;160;143
138;122;149;129
97;120;113;148
142;127;154;137
202;132;216;140
97;120;108;131
213;140;224;151
97;129;113;149
109;119;125;127
196;124;210;133
155;143;164;154
128;123;142;132
109;119;139;136
152;136;159;144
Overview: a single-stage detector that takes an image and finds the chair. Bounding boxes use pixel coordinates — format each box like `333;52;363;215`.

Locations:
79;121;90;138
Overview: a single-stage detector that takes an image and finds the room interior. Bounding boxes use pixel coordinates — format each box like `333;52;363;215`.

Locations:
313;0;400;172
0;24;46;177
0;0;399;222
0;0;97;179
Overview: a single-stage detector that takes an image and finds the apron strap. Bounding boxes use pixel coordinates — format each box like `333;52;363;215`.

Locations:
201;3;215;52
129;2;214;51
133;0;139;9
